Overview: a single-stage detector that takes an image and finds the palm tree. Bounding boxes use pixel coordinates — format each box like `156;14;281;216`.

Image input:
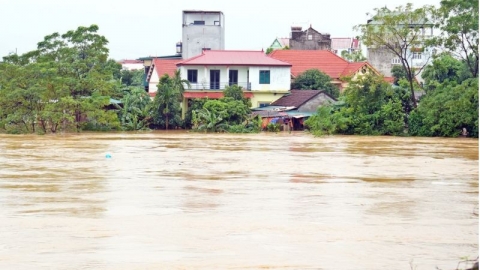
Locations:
171;70;191;102
155;74;179;130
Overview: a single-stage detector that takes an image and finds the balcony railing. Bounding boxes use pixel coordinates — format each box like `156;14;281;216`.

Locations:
187;81;251;90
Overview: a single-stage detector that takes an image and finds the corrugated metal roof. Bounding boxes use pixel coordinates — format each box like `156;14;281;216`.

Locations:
331;38;353;50
177;50;292;66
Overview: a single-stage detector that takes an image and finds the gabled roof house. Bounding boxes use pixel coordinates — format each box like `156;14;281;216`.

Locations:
270;90;336;113
147;58;181;97
268;49;380;91
252;90;337;131
268;37;290;50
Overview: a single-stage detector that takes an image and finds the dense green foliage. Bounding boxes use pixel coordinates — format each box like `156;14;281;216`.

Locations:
305;74;406;136
409;53;478;137
421;53;470;91
151;73;185;130
291;69;340;98
116;87;152;131
431;0;478;77
306;54;478;138
0;25;121;133
191;85;261;133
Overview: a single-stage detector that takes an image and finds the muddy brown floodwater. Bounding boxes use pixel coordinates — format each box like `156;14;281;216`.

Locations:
0;131;477;270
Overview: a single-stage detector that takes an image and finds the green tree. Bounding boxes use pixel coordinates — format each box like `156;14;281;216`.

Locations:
304;105;337;136
431;0;478;77
184;98;208;129
152;74;182;130
0;25;120;133
355;3;435;108
223;84;251;107
191;85;255;133
291;69;340;98
171;70;191;102
391;65;407;86
117;87;152;130
306;74;406;136
193;108;227;132
421;53;470;91
409;78;478;137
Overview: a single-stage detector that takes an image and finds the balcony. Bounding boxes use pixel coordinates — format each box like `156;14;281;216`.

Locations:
186;82;251;91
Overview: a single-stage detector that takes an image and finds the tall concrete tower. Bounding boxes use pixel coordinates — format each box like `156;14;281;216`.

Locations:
182;10;225;59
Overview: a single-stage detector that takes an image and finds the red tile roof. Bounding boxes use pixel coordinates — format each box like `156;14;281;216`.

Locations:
269;50;348;78
177;50;291;66
269;50;378;79
271;90;335;108
153;58;180;78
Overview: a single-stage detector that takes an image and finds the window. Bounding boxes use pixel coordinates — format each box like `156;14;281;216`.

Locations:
412;52;422;60
307;34;313;40
214;20;220;26
193;20;205;25
392;58;401;65
229;70;238;85
259;102;270;108
187;69;197;83
259;70;270;84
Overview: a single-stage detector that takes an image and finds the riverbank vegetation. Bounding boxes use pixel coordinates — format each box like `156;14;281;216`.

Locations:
307;0;478;138
0;0;477;137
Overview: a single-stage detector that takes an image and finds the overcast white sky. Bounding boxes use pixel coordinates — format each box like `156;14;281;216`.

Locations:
1;0;440;60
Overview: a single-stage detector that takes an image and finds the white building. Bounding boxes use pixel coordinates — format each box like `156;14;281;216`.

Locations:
176;50;291;110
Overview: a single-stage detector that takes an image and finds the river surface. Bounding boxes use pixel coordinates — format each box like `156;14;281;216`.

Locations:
0;132;477;270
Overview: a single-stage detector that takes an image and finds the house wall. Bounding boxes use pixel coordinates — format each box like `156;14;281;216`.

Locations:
290;28;331;50
367;47;432;81
298;92;336;112
249;66;291;91
250;91;287;109
148;70;159;94
367;48;395;76
179;65;249;89
182;12;225;59
178;65;291;91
